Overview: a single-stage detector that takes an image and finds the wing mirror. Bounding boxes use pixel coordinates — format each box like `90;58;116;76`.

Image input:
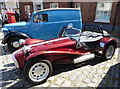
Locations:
67;23;73;29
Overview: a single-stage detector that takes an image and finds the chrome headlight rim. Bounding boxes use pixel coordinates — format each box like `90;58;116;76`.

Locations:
23;46;31;53
19;39;26;45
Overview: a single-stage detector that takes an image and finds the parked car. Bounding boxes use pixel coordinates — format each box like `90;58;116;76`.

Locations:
1;8;82;51
12;25;117;84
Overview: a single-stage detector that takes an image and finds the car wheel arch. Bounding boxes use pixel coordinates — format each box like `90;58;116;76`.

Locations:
2;32;30;44
101;42;116;60
108;40;117;48
103;40;117;49
24;56;53;84
26;54;49;64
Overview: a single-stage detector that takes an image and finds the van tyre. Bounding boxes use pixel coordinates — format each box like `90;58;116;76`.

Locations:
102;44;115;60
24;59;52;85
7;37;21;52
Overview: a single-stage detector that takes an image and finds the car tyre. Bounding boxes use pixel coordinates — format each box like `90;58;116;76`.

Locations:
24;59;52;85
102;44;115;60
7;37;21;52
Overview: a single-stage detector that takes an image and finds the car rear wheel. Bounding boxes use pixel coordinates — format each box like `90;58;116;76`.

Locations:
7;37;21;51
102;44;115;60
24;59;52;85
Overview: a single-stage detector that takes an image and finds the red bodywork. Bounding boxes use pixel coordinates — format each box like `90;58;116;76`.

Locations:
25;38;44;45
100;37;117;50
13;36;117;69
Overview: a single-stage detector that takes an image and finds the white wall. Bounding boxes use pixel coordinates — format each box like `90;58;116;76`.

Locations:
5;0;18;9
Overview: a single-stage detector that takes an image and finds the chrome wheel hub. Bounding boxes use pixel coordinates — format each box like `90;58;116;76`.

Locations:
34;66;45;76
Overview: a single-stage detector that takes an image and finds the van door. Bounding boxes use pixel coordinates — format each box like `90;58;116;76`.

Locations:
29;13;52;40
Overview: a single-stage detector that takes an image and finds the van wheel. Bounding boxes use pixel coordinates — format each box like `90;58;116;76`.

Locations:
7;37;21;51
102;44;115;60
24;59;52;85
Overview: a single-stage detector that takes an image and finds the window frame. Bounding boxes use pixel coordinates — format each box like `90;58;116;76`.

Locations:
94;2;113;23
35;4;41;11
33;14;48;23
74;3;81;10
50;3;59;8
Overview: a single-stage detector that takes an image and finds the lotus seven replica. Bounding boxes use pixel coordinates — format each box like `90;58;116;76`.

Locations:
12;25;117;84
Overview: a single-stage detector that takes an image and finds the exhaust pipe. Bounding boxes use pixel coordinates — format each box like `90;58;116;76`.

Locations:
74;54;95;64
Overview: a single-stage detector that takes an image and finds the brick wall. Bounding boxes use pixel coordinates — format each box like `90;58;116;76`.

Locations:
43;2;50;9
79;2;96;23
18;1;120;26
79;2;120;26
43;2;71;9
110;2;120;25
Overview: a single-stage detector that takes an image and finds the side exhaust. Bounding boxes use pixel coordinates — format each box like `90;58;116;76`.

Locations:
74;54;95;64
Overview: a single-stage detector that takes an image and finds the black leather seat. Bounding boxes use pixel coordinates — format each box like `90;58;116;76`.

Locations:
78;31;103;50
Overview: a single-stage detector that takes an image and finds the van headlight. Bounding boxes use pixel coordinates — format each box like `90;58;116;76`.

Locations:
23;46;31;53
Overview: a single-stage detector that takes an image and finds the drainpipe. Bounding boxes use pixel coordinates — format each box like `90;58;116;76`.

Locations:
69;0;73;8
112;1;120;31
4;0;6;9
33;0;35;12
70;2;73;8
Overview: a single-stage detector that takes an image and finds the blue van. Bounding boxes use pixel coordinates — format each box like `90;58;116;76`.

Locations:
2;8;82;51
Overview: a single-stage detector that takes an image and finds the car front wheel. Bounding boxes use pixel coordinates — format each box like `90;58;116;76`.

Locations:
24;59;52;84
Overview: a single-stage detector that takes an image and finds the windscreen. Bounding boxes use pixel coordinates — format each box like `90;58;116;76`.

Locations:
62;28;81;37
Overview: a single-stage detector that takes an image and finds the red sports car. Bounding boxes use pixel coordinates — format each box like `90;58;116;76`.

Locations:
12;25;117;84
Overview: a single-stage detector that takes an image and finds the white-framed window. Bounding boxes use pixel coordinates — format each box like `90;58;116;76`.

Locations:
74;3;81;10
50;3;59;8
36;5;41;11
94;2;112;23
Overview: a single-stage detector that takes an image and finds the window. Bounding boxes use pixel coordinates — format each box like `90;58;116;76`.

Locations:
24;5;30;13
34;14;48;23
95;2;112;23
74;3;81;10
36;5;41;11
50;3;59;8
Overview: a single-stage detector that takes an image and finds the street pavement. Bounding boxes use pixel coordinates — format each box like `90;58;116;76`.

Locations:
0;31;120;88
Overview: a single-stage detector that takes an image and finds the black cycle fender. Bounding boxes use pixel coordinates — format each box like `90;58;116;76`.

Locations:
2;31;30;44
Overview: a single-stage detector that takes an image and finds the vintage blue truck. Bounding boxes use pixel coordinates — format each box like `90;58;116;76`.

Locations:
2;8;82;51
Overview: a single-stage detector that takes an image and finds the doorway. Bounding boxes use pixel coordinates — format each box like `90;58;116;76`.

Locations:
19;2;33;21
